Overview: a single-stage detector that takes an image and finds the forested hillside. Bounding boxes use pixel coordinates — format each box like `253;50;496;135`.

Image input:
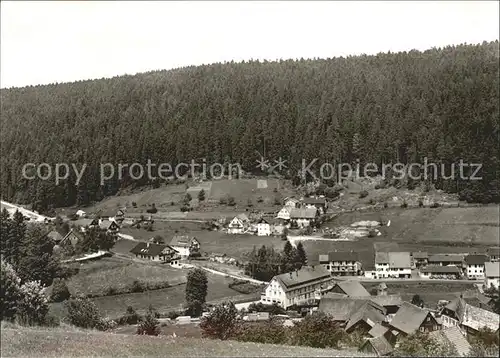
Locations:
1;41;499;211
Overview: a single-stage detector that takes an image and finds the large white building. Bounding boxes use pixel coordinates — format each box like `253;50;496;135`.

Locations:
227;214;250;234
375;252;411;279
169;235;200;258
464;254;488;280
484;262;500;289
260;266;335;309
256;218;271;236
319;251;362;276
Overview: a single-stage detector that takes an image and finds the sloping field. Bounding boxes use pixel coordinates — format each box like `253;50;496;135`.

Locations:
1;325;365;357
326;206;499;245
50;272;256;319
64;257;187;297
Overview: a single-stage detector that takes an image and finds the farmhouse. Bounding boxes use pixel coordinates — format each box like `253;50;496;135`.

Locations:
464;254;489;280
487;247;500;262
71;218;99;232
169;235;200;258
76;210;87;218
370;295;403;315
256;217;271;236
375;252;411;279
484;262;500;289
440;297;500;336
59;229;84;247
420;265;461;279
130;242;180;263
283;197;300;208
260;265;334;309
411;251;428;268
289;207;318;228
276;207;292;220
319;251;362;276
359;335;394;357
301;196;327;210
228;213;250;234
389;302;440;336
46;230;64;243
98;220;120;233
427;254;464;267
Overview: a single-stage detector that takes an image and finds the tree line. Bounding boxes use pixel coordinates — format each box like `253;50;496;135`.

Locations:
0;41;499;211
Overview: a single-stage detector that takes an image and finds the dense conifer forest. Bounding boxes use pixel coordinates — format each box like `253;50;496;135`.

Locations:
0;41;499;211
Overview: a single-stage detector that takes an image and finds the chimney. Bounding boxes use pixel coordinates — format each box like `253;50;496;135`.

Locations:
289;272;293;279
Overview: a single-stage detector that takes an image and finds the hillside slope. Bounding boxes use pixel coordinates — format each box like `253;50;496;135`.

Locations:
0;326;366;357
1;41;498;210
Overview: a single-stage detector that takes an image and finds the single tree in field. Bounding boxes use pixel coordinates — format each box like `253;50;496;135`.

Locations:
411;294;424;308
200;301;239;340
185;268;208;317
0;259;21;321
137;305;160;336
198;189;206;201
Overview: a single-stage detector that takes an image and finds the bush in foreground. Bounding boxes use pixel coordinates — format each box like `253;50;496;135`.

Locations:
200;301;239;340
65;296;112;330
51;279;71;302
137;305;160;336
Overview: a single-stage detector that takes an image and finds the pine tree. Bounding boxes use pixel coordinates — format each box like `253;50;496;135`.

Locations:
0;259;22;321
198;189;205;201
137;305;160;336
295;242;307;268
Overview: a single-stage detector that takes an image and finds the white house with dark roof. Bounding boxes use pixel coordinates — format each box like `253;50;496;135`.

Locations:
464;254;489;280
420;265;462;279
256;217;271;236
276;207;292;221
428;254;464;268
130;242;180;263
484;262;500;289
487;247;500;262
228;213;250;234
375;252;411;279
169;235;200;258
289;207;318;228
260;265;334;309
319;251;362;276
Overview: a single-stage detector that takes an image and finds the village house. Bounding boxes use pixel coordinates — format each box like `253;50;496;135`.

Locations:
428;326;471;357
318;295;387;334
440;297;500;336
389;302;440;336
283;197;300;208
276;206;292;221
59;229;84;247
319;251;363;276
411;251;428;268
289;207;318;228
256;217;271;236
169;235;200;259
464;254;489;280
487;247;500;262
370;295;403;316
47;230;64;244
260;265;334;309
228;213;250;234
300;196;328;214
76;209;87;218
375;252;411;279
484;262;500;289
359;334;395;357
71;218;99;232
130;242;180;263
330;281;370;297
98;219;120;234
420;265;462;279
427;254;464;268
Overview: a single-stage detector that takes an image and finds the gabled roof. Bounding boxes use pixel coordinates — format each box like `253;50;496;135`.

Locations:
236;213;250;222
428;254;464;263
334;281;370;297
458;299;500;331
99;220;118;230
47;230;64;242
302;197;327;205
60;229;84;245
319;251;359;263
345;301;386;331
387;252;411;268
130;242;178;256
389;302;433;335
375;252;389;264
274;266;331;292
362;336;394;356
289;207;318;219
319;297;372;321
169;235;198;247
421;265;461;274
257;217;270;224
72;218;98;227
465;254;489;265
368;323;389;338
485;262;499;278
429;326;471;357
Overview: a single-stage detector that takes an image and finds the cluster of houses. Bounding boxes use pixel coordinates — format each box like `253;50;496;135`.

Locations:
129;235;201;266
259;264;499;356
226;196;328;236
314;247;500;290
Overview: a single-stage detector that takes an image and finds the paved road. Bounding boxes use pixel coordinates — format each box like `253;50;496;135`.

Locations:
1;200;54;222
336;276;478;284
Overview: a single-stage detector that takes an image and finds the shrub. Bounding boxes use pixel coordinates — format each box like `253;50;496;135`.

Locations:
257;196;263;203
146;207;158;214
130;280;145;293
368;198;375;205
132;202;137;208
359;190;369;199
200;301;239;340
235;320;287;345
51;279;71;302
65;297;110;330
198;189;206;201
418;200;424;207
105;286;117;296
383;202;388;208
180;205;190;212
137;305;160;336
247;302;286;315
117;306;142;325
227;196;236;206
401;200;408;208
167;310;182;320
290;312;344;348
430;202;440;208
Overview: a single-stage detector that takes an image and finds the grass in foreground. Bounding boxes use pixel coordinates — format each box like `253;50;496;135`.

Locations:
1;325;366;357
